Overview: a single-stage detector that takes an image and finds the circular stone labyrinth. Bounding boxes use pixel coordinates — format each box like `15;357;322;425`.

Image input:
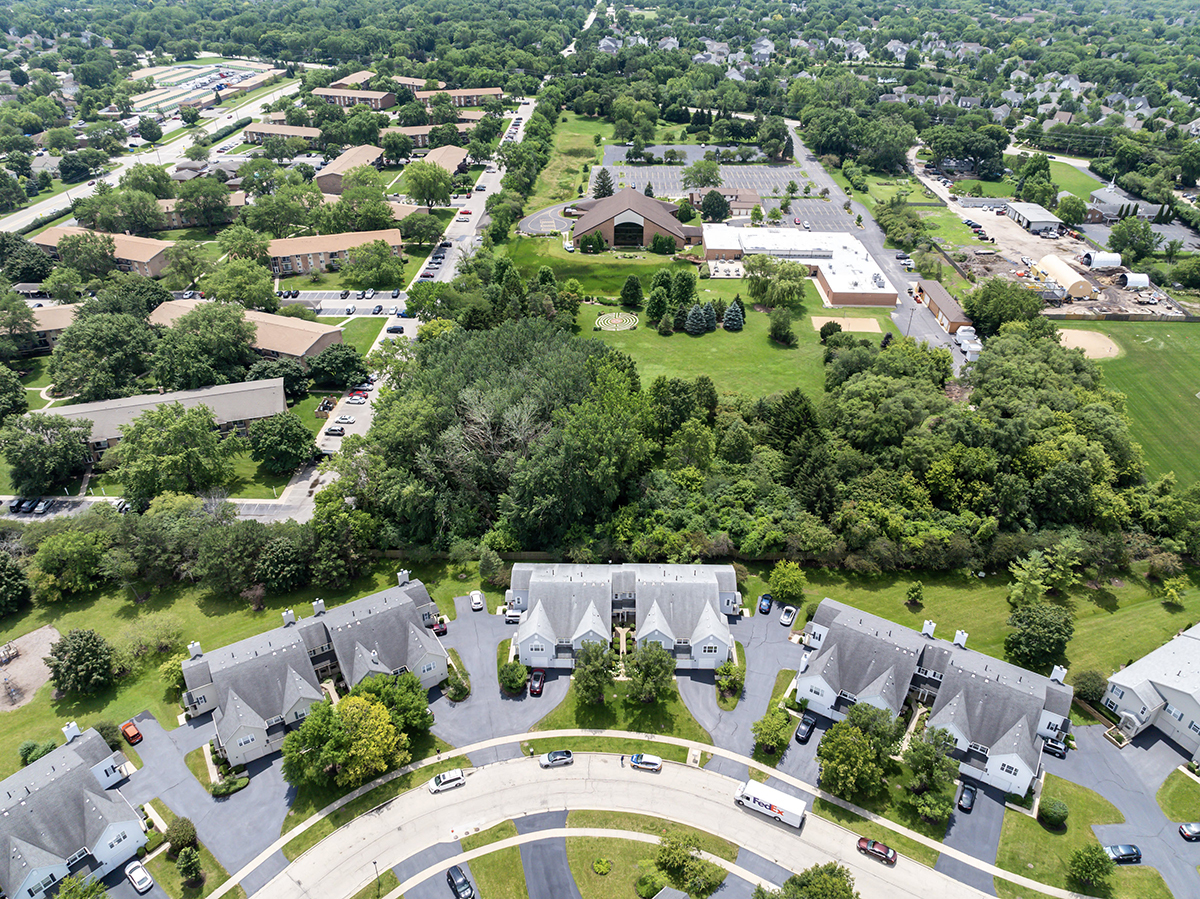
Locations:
596;311;638;331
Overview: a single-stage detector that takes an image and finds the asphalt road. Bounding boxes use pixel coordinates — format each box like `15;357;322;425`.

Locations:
254;754;995;899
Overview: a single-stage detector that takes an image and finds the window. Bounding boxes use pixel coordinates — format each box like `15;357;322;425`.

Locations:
1104;698;1118;711
808;686;823;697
702;644;718;654
1190;721;1200;735
1046;720;1059;732
237;734;256;747
838;690;857;701
968;742;990;755
1110;685;1125;699
529;643;545;654
108;831;127;849
1165;704;1184;722
420;662;435;674
67;848;88;865
998;763;1019;775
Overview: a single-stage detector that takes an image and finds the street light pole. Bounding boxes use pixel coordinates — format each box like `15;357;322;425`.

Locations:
373;861;379;899
906;306;916;336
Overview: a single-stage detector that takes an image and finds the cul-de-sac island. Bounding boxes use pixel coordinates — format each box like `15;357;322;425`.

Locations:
0;3;1199;899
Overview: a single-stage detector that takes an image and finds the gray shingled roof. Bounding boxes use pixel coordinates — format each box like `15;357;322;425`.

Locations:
0;731;135;897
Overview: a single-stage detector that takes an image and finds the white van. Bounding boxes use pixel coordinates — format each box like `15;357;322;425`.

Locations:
504;607;522;624
733;780;807;828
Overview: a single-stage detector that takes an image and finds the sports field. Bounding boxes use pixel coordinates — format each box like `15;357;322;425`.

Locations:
1062;321;1200;486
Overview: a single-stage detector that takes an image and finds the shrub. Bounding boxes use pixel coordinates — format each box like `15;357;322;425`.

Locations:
446;669;470;702
18;739;58;766
165;816;197;854
211;777;249;797
592;858;612;875
636;872;667;898
715;660;745;698
1072;670;1107;705
818;321;842;344
175;846;202;883
94;721;122;751
498;660;529;694
1038;797;1069;828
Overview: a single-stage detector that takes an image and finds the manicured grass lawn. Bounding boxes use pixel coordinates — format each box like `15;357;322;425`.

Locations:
1156;770;1200;821
185;745;211;786
992;877;1061;899
749;669;798;780
461;819;518;851
566;810;737;860
17;356;53;390
0;561;402;779
533;678;712;745
526;113;607;212
566;837;661;899
1053;322;1200;486
335;317;386;356
87;449;295;500
280;741;459;850
145;801;247;899
345;870;398;899
811;799;940;867
506;236;695;294
954;179;1017;198
578;292;897;400
289;391;341;436
1049;162;1102;201
465;844;528;899
524;736;689;764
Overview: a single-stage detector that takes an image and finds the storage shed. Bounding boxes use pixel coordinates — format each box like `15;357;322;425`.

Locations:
1118;272;1150;289
1083;251;1122;268
1037;255;1092;298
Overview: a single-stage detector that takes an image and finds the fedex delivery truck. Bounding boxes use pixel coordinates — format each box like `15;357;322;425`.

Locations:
733;780;807;828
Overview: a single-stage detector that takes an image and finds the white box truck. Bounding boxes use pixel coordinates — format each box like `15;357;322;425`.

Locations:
733;780;807;828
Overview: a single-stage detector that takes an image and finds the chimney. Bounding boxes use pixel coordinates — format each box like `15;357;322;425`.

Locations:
61;721;82;744
921;620;936;638
187;640;202;658
282;609;296;626
312;599;326;616
953;629;969;648
1050;665;1068;685
397;569;411;586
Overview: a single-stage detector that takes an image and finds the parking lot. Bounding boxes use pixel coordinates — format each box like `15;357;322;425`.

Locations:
591;159;819;199
275;292;409;317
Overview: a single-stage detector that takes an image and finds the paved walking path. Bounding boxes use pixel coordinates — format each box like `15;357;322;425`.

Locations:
207;728;1091;899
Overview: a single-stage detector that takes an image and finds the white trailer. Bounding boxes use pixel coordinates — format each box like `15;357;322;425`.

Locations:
733;780;807;828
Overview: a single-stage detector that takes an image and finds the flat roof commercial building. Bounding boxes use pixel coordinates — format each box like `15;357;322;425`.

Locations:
264;228;404;277
314;145;384;195
150;299;344;363
33;227;173;278
56;378;287;461
702;224;897;307
312;87;396;111
915;279;971;333
1006;201;1063;232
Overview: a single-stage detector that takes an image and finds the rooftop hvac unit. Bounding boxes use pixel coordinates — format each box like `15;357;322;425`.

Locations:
872;273;885;287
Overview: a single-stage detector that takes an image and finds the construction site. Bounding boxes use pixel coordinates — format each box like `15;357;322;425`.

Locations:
957;247;1189;319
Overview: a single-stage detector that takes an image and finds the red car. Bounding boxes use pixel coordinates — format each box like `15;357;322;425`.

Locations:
428;619;447;636
857;838;896;865
529;668;545;696
794;218;802;225
121;721;143;745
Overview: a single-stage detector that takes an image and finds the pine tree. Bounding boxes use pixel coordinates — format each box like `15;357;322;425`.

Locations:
620;275;644;307
732;294;745;316
685;304;707;335
703;301;717;332
651;268;674;294
644;182;655;197
646;287;668;322
722;300;744;332
673;301;688;331
592;168;614;198
671;269;696;309
657;313;674;335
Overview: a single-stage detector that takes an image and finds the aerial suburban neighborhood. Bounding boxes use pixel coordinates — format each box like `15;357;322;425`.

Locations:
0;2;1199;899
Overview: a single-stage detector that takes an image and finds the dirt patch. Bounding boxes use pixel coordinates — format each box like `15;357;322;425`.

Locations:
810;316;882;333
1060;329;1120;359
0;625;60;712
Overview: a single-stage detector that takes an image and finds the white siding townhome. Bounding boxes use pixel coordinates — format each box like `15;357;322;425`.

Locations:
509;563;740;671
0;724;145;899
797;599;1072;795
1105;622;1200;760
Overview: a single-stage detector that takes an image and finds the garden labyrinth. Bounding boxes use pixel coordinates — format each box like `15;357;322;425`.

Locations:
596;311;638;331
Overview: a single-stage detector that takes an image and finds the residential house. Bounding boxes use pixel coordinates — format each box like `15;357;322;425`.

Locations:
845;41;870;61
314;144;384;195
508;563;740;671
1105;623;1200;761
725;68;746;82
150;299;344;364
991;104;1013;123
885;39;910;61
0;724;143;899
243;122;322;145
957;96;982;109
797;599;1072;793
414;88;503;108
55;379;287;462
570;188;700;250
658;37;679;51
751;37;775;64
312;87;396;111
32;227;172;278
182;572;447;765
598;36;623;55
259;229;404;278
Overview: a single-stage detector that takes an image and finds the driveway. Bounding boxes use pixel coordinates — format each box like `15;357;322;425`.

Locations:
513;811;582;899
123;712;296;889
518;200;574;235
101;858;171;899
721;848;796;899
934;782;1006;895
391;841;472;899
675;606;808;780
1043;724;1198;898
430;596;569;766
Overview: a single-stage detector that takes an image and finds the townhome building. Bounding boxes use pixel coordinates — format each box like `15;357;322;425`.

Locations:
1105;622;1200;761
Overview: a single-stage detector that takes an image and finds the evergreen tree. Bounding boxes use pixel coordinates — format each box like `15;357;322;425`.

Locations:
673;301;688;331
685;304;707;335
701;189;731;221
703;301;717;332
643;182;654;197
732;294;745;316
651;268;674;294
620;275;644;307
671;270;696;309
657;313;674;335
592;168;614;198
645;287;668;322
722;301;744;332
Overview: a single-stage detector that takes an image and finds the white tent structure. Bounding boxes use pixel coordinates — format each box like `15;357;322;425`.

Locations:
1037;255;1092;298
1083;251;1122;268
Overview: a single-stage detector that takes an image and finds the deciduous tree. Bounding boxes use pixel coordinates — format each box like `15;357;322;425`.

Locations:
1004;602;1075;669
626;640;674;702
154;301;258;390
44;628;115;695
340;239;406;290
248;412;315;476
202;258;278;312
404;160;453;208
573;640;614;704
0;413;92;495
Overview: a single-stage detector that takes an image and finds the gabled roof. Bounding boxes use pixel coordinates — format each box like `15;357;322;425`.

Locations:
517;598;555;644
1110;621;1200;704
572;600;608;643
572;188;684;240
637;600;675;643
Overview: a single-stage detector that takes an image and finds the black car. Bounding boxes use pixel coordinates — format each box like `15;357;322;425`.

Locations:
1042;738;1067;758
391;288;401;298
7;497;23;513
1104;845;1141;864
446;865;474;899
386;325;405;334
439;241;452;248
794;714;816;744
340;289;350;299
372;304;383;315
958;782;977;813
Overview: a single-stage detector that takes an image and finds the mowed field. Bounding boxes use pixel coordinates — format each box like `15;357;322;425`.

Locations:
1061;321;1200;485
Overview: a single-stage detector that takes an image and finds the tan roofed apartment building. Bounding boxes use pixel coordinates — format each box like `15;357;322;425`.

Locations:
244;122;322;145
32;227;173;278
150;299;344;364
265;228;404;276
314;145;384;195
414;87;502;107
312;87;396;110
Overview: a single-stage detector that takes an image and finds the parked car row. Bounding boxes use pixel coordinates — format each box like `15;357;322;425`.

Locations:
7;497;54;515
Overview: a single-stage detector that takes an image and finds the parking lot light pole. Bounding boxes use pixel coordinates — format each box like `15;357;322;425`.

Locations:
373;861;379;899
906;306;916;336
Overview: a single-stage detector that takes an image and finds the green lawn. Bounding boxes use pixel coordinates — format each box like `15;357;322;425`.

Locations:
184;745;211;786
506;236;696;294
1156;770;1200;821
338;317;386;356
465;844;528;899
526;113;607;212
749;669;798;780
289;391;342;435
1049;162;1102;201
144;801;247;899
461;820;518;851
566;810;737;861
524;735;689;764
345;871;398;899
0;561;402;779
578;294;897;400
1051;322;1200;486
566;837;662;899
87;449;295;500
533;678;712;745
995;773;1174;899
17;356;53;390
954;179;1017;198
993;877;1061;899
716;641;745;711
